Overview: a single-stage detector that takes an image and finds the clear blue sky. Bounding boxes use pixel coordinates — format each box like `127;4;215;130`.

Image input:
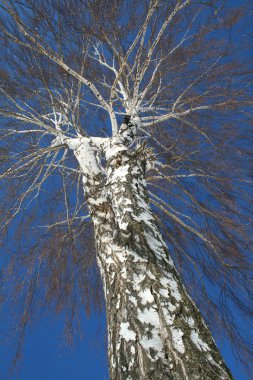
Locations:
2;312;109;380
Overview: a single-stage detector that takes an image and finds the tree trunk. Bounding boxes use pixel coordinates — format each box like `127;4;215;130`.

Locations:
74;136;233;380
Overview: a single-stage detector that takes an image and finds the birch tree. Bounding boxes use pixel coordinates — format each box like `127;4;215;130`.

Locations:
0;0;252;379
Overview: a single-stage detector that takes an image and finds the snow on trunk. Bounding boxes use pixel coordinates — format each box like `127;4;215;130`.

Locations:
73;135;233;380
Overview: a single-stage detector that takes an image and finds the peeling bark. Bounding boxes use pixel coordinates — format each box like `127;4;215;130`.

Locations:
73;132;233;380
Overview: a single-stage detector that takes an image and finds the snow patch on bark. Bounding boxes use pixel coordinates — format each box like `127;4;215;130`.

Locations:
119;220;129;230
187;316;195;327
159;288;168;298
171;327;185;354
74;138;100;175
139;330;163;359
168;302;177;312
129;295;137;306
114;165;130;179
160;275;182;302
139;288;154;305
105;256;114;265
133;273;146;291
144;231;163;253
144;231;174;266
146;270;156;280
137;307;160;326
133;198;153;225
116;298;120;309
190;330;210;352
129;250;147;262
162;308;175;325
120;322;136;341
88;194;108;205
133;210;153;226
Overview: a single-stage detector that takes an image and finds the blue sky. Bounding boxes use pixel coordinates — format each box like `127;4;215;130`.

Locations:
1;311;109;380
19;314;109;380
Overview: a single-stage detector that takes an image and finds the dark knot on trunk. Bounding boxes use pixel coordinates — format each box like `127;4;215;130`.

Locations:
123;115;131;125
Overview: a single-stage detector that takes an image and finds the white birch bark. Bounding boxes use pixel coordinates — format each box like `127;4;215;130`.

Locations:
71;125;233;380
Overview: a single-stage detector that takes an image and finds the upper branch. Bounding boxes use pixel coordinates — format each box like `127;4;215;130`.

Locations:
1;1;111;113
133;0;191;107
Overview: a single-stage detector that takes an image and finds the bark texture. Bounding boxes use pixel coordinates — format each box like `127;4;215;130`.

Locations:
73;130;233;380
